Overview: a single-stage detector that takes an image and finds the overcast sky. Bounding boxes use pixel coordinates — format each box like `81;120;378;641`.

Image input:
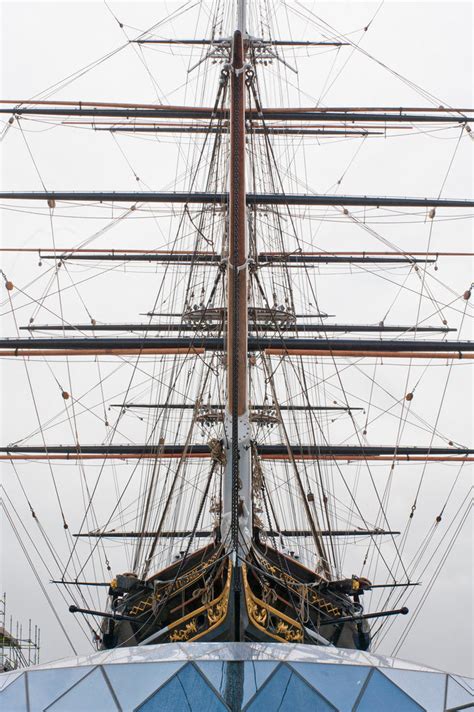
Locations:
1;0;472;676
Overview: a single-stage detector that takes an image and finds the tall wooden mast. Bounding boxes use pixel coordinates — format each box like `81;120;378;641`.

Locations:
222;5;251;585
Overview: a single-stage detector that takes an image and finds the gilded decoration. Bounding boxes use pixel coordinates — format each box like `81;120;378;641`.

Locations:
275;620;304;642
247;597;268;626
255;550;341;618
169;619;198;642
242;564;303;643
128;550;220;617
166;558;232;642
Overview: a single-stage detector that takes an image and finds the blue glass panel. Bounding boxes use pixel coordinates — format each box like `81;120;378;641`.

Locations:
104;662;183;711
246;663;336;711
0;670;22;692
0;674;26;711
355;669;424;711
136;663;227;712
290;662;370;712
47;667;119;711
194;662;226;696
242;661;279;707
196;660;277;708
27;666;93;711
382;669;446;712
446;675;474;708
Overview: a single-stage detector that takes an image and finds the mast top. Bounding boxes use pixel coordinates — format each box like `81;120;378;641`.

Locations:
236;0;247;36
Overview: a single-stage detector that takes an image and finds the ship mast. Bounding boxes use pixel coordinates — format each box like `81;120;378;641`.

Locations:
220;2;251;641
223;0;250;564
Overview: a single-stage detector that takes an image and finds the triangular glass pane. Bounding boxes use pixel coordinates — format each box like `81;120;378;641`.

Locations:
27;666;93;711
382;669;446;712
0;674;26;711
194;661;227;697
455;675;474;694
246;663;336;711
196;660;277;708
242;661;279;708
0;670;22;692
446;675;474;708
355;669;424;711
104;662;183;711
290;662;370;711
136;663;227;711
46;668;118;710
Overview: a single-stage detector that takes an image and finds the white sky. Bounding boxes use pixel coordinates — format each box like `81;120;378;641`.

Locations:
0;0;473;677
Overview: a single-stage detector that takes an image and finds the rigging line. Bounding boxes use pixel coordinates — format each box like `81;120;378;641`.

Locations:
4;285;69;528
133;0;204;42
391;496;472;655
1;498;79;653
180;72;229;309
1;483;99;635
16;119;48;191
247;128;412;582
380;266;416;324
268;157;470;307
61;263;94;322
46;206;87;502
269;323;410;579
363;358;379;437
322;346;466;449
318;0;384;104
275;373;405;582
261;354;333;575
397;468;470;598
292;291;472;420
31;43;130;103
2;272;151;439
131;360;207;570
61;357;190;578
10;361;134;445
256;473;333;638
22;0;199;103
338;387;446;449
70;352;212;579
0;251;158;318
103;0;124;29
388;132;469;569
45;353;115;584
437;461;468;523
251;267;338;568
374;487;473;642
315;45;342;107
7;460;69;575
144;461;218;624
291;1;464;113
409;298;470;512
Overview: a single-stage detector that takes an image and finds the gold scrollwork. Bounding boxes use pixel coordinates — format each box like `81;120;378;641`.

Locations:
207;598;226;626
255;550;341;618
247;597;268;626
128;551;221;618
274;620;304;642
169;619;198;642
166;559;232;642
242;564;303;643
